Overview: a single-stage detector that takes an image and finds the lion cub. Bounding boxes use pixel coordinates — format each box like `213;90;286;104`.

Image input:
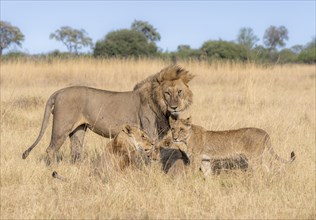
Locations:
150;137;190;174
169;117;295;170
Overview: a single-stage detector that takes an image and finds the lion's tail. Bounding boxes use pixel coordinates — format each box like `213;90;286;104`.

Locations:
22;91;57;159
52;171;67;182
265;136;296;164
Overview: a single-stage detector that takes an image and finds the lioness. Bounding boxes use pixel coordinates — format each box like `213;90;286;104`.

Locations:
199;154;248;177
169;117;295;170
22;65;194;165
53;125;155;181
94;124;154;174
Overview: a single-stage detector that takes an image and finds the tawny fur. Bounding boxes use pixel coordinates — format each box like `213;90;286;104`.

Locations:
199;154;249;177
94;125;155;174
169;117;295;170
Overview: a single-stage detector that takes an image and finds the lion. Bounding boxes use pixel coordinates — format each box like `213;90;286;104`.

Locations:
169;117;295;170
94;125;154;175
199;154;248;177
22;65;194;165
149;133;190;174
53;125;154;181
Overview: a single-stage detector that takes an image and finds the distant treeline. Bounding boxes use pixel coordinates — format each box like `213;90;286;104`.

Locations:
1;20;315;64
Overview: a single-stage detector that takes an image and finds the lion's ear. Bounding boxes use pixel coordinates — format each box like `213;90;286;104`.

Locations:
181;74;195;85
184;116;192;126
122;125;133;135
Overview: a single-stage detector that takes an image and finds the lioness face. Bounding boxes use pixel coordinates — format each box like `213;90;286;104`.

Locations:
161;79;193;116
169;117;192;143
123;125;155;157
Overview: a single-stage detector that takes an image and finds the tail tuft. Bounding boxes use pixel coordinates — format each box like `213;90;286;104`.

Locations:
290;151;296;161
52;171;58;178
22;151;29;159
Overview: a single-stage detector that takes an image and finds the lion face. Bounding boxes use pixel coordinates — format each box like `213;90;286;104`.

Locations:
151;66;194;116
161;79;193;116
169;117;192;143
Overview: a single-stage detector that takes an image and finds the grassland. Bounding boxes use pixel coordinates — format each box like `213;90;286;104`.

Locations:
0;59;315;219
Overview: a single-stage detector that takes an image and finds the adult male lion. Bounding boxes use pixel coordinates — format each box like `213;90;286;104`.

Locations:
22;65;194;165
169;117;295;170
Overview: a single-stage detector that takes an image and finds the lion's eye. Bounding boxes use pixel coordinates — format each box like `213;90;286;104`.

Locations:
171;128;175;132
180;128;184;131
178;90;183;96
164;91;170;97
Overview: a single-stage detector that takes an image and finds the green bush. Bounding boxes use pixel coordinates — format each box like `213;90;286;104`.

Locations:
0;51;29;61
201;40;248;61
94;29;157;58
174;45;201;60
277;49;298;63
297;47;316;63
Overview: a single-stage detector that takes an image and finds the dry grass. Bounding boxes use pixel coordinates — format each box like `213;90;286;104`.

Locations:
1;58;315;219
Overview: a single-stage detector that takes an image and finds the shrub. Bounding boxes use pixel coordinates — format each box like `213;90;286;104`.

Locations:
297;47;316;63
94;29;157;58
201;40;248;61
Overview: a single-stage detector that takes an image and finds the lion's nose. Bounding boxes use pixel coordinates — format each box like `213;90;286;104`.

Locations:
170;106;177;110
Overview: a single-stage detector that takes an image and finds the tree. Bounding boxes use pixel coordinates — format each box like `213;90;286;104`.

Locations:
131;20;161;43
290;45;304;54
237;27;259;50
297;37;316;63
0;21;24;55
175;44;200;60
263;25;289;51
94;29;157;58
201;40;248;61
306;36;316;48
177;45;191;51
49;26;93;54
278;49;297;63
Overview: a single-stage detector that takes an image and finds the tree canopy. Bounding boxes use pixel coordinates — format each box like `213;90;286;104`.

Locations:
201;40;248;61
263;25;289;51
49;26;93;54
237;27;259;50
131;20;161;43
0;21;24;55
1;20;314;64
94;29;157;58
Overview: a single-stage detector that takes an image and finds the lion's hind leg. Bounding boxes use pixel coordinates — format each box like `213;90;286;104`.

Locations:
69;124;87;163
45;115;76;166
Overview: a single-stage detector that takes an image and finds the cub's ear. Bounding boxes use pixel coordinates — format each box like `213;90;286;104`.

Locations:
184;116;192;126
122;125;133;135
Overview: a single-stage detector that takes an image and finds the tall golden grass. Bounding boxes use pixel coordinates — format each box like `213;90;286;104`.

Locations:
1;59;315;219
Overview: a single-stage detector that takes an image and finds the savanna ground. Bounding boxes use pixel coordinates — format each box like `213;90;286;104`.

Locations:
0;59;315;219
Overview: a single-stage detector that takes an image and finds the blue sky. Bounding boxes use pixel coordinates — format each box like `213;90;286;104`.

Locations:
1;1;315;54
